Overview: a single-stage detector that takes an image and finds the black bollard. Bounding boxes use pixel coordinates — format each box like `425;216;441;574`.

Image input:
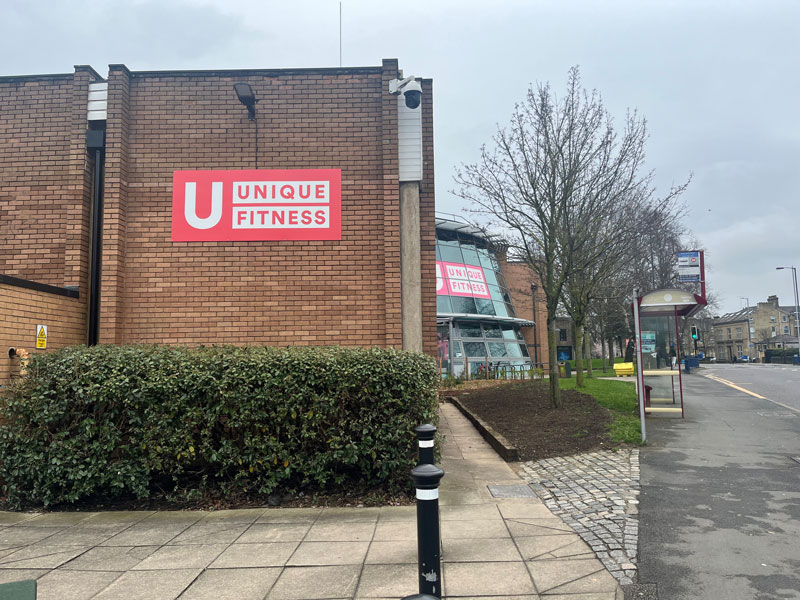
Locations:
414;423;436;465
404;463;445;599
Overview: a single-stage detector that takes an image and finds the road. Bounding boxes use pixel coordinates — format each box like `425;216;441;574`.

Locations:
703;362;800;413
636;365;800;599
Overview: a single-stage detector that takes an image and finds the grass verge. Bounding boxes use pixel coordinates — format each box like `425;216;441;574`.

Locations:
559;377;642;445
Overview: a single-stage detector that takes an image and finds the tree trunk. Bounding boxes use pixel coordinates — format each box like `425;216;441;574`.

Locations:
575;323;585;387
547;312;562;408
601;328;608;372
608;337;614;369
585;329;593;379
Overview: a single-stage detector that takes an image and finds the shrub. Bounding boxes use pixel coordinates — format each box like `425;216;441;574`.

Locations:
0;345;438;508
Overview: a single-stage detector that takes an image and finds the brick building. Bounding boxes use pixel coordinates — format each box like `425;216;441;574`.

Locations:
1;59;435;383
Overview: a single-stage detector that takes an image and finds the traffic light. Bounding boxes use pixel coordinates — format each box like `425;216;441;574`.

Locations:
691;325;698;340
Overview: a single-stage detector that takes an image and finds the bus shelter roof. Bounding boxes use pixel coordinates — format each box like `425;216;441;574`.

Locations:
637;288;706;317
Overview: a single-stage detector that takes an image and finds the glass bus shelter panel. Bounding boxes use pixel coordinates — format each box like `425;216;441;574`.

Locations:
639;311;684;416
640;315;679;371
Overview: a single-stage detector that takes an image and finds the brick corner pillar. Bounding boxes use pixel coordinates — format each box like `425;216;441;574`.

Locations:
99;64;131;345
381;59;402;349
418;78;437;358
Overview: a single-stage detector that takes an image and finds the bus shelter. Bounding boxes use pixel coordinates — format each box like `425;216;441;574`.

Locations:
634;289;705;423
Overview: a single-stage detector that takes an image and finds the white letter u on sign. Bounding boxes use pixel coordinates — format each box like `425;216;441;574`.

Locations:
184;182;223;229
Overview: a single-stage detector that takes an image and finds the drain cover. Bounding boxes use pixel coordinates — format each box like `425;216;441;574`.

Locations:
488;484;536;498
791;457;800;465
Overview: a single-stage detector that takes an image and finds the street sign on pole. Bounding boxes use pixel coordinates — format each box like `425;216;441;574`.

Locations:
677;251;701;283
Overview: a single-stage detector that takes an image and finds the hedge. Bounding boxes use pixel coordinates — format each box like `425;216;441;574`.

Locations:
0;345;438;508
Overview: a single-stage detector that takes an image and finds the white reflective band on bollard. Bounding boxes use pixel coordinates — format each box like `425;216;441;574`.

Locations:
418;440;434;448
416;488;439;500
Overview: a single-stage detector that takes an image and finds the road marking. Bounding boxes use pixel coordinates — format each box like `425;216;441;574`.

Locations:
704;374;800;415
705;374;767;399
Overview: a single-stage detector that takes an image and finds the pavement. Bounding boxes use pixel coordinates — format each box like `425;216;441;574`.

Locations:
636;369;800;599
0;401;623;599
521;450;640;585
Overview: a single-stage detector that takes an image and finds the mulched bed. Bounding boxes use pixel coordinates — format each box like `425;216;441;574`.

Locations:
444;380;613;461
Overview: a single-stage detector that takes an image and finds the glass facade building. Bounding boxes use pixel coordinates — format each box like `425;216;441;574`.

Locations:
436;217;533;376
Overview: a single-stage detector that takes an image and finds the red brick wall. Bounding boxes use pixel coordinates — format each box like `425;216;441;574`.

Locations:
419;79;436;357
96;62;435;351
500;260;549;369
0;282;86;384
0;72;94;296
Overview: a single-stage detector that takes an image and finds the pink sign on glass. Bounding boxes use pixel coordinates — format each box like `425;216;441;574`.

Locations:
436;261;491;298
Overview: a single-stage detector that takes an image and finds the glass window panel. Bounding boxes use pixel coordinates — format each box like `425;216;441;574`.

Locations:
494;301;509;317
494;270;506;288
488;284;504;302
482;268;498;286
488;342;508;357
435;244;441;261
458;323;483;338
439;243;463;264
464;341;487;358
461;248;481;266
478;251;495;270
450;296;477;314
483;324;503;338
436;295;452;313
452;340;463;358
506;302;516;318
506;343;523;357
475;298;496;315
514;327;524;341
501;324;516;340
519;344;529;357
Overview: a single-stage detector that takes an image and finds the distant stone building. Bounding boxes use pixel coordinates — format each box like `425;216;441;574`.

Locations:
712;295;798;361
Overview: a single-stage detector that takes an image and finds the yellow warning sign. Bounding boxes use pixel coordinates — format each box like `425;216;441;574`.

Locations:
36;325;47;349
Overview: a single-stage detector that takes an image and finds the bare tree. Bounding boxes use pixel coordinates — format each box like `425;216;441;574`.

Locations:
454;67;672;404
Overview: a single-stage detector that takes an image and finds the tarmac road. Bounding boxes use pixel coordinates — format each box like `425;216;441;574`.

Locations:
636;367;800;599
704;362;800;413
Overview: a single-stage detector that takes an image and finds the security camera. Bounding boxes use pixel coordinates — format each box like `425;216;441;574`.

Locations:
402;80;422;109
389;76;422;110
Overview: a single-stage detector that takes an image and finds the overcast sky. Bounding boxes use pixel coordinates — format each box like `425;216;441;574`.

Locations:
3;0;799;315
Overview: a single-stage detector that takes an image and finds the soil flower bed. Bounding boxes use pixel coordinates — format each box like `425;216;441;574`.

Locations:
443;379;639;461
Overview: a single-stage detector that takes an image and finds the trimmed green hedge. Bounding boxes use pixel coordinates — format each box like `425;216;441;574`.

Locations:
0;345;438;508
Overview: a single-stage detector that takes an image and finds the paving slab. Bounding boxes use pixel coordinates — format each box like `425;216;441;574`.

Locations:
235;522;310;543
210;542;298;569
59;545;157;571
287;541;369;566
179;567;281;600
267;565;360;599
443;561;536;596
35;569;122;600
132;543;227;570
0;545;89;569
355;563;420;599
92;568;201;600
12;513;98;528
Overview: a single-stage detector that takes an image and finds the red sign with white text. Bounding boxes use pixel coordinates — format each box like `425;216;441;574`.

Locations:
436;261;491;298
172;169;341;241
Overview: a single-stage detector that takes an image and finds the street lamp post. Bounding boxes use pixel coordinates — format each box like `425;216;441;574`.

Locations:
530;284;540;368
776;266;800;363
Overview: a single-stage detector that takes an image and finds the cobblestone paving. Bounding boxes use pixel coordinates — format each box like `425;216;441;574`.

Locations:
521;449;640;585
